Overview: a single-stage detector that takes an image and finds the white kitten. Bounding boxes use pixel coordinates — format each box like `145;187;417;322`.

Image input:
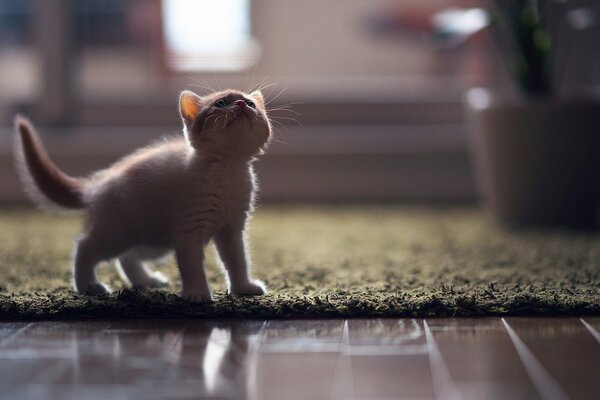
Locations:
14;89;272;302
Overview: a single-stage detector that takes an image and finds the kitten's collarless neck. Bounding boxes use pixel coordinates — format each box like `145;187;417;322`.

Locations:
194;150;254;169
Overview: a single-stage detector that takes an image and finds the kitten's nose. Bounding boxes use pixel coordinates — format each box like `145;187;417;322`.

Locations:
235;99;248;109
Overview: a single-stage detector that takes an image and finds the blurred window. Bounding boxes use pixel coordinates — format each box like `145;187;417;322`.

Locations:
0;0;37;106
162;0;260;72
0;0;31;46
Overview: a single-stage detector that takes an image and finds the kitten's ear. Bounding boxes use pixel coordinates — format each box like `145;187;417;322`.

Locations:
250;90;265;108
179;90;203;126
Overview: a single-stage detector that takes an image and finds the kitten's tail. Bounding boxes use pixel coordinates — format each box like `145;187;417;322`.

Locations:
13;115;86;209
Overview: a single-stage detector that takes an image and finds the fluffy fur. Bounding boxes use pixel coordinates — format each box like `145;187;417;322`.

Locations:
14;89;272;302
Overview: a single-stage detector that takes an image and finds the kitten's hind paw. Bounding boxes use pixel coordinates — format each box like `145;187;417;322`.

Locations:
182;290;214;303
132;271;169;289
79;282;112;296
231;280;266;296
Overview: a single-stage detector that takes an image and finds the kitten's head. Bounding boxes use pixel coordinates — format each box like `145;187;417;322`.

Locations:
179;89;271;156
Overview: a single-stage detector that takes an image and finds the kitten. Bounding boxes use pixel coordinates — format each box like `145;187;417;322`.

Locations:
14;89;271;302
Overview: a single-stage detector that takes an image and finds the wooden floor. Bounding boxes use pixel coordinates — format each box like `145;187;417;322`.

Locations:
0;318;599;400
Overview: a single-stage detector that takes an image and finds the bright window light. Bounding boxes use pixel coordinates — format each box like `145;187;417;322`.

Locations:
162;0;260;72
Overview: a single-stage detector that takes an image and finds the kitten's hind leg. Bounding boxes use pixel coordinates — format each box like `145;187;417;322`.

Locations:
117;248;169;288
73;236;112;295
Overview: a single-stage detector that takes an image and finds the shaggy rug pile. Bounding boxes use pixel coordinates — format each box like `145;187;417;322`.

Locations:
0;206;598;320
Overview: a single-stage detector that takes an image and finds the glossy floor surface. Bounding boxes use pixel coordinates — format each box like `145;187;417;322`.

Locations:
0;318;599;400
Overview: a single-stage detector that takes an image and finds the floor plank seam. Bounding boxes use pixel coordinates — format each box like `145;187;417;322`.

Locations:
0;322;33;348
580;318;600;345
423;320;461;400
501;318;568;400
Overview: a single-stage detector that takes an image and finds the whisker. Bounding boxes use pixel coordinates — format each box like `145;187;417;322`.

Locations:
268;136;290;146
271;116;302;127
268;101;303;107
267;108;301;116
244;65;259;94
186;77;217;93
267;103;299;108
248;74;268;94
271;115;300;121
265;87;288;106
202;113;221;131
254;81;279;95
254;77;281;94
266;80;284;95
269;120;296;140
270;120;288;132
213;115;224;128
222;113;231;129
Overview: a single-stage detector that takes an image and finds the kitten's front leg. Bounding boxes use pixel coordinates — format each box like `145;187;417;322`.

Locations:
174;240;213;302
214;224;266;296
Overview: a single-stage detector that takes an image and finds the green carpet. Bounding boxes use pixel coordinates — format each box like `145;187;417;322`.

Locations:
0;206;599;320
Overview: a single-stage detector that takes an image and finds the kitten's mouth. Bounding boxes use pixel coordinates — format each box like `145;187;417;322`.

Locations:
226;108;253;127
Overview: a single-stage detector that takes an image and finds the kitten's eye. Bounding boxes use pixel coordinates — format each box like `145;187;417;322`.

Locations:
245;99;256;108
215;98;230;108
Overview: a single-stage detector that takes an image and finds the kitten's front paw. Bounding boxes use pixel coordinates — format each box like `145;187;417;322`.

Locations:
79;281;112;296
133;272;169;289
182;290;213;303
231;280;266;296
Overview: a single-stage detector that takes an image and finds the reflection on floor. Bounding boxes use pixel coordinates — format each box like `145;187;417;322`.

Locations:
0;318;599;399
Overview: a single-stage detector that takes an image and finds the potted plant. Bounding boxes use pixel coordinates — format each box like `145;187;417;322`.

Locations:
461;1;600;228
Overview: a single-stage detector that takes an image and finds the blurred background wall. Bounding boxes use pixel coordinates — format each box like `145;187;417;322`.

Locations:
0;0;597;203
